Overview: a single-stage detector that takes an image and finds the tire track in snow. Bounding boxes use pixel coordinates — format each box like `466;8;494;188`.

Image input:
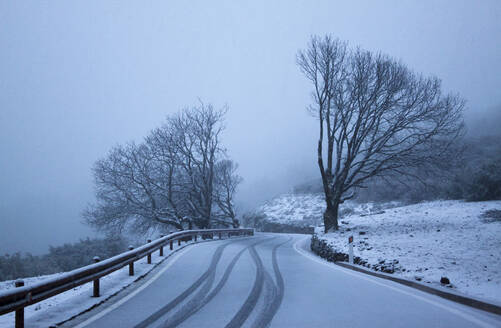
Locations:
250;237;291;328
160;237;273;328
134;240;232;328
224;244;265;328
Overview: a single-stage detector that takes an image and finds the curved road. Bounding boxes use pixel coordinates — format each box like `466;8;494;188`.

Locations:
66;234;501;328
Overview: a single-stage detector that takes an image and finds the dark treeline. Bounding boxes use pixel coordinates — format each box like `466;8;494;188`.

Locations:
0;237;127;281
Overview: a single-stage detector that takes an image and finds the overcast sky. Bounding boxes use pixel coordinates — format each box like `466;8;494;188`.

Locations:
1;1;500;254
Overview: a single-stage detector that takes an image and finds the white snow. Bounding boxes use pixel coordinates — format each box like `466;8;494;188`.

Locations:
257;193;326;226
0;243;192;328
258;194;501;303
317;200;501;303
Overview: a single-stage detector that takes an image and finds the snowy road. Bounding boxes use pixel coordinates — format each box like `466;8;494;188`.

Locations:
66;234;501;328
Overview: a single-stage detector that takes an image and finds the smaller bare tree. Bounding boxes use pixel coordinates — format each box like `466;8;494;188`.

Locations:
213;159;243;227
83;143;188;235
169;103;227;228
84;102;240;235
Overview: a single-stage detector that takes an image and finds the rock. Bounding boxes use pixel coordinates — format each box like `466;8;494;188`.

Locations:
436;229;440;232
359;231;366;235
382;266;395;274
414;276;423;281
440;277;450;284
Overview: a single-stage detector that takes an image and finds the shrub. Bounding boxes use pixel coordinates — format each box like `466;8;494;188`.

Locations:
0;236;128;281
465;161;501;201
480;209;501;223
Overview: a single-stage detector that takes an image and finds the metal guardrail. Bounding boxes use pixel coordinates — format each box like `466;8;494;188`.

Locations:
0;228;253;328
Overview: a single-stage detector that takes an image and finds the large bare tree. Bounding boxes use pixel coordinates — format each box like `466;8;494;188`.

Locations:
297;35;465;232
84;103;240;235
168;103;227;228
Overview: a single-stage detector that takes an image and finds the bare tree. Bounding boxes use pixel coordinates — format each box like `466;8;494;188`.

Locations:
84;102;239;235
146;122;194;229
213;159;243;227
169;103;227;228
83;143;188;235
297;35;465;232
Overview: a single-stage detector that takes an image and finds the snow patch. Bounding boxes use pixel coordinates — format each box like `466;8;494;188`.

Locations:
317;200;501;303
0;244;191;328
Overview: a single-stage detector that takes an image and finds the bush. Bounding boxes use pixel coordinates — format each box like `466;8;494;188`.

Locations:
241;212;266;228
480;209;501;223
257;221;314;234
465;161;501;201
0;236;128;281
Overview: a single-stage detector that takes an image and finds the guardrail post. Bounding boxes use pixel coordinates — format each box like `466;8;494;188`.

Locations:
194;234;197;242
93;256;100;297
219;232;222;239
178;238;181;246
348;236;354;264
170;240;173;250
159;235;164;256
128;246;134;275
15;280;24;328
147;239;152;264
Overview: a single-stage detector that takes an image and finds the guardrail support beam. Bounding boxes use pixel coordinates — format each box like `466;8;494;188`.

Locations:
147;239;152;264
92;257;101;297
159;235;164;256
128;246;134;275
15;280;24;328
178;239;181;246
170;240;173;250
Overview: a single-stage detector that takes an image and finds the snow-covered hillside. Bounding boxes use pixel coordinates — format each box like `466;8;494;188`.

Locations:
256;193;400;226
316;200;501;303
258;194;501;302
257;193;325;226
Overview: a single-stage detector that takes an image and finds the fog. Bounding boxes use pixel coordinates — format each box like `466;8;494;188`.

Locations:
1;1;500;254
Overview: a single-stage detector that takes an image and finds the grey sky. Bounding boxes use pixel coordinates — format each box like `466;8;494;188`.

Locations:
1;1;500;254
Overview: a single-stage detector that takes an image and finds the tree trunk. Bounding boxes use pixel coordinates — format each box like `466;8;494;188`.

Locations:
323;202;339;233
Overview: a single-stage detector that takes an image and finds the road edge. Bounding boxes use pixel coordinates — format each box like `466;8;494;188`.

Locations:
58;236;253;327
295;235;501;317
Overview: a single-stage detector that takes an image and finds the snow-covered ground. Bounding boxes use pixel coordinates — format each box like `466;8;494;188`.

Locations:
257;193;325;226
0;243;192;328
256;193;399;226
317;200;501;303
258;194;501;303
